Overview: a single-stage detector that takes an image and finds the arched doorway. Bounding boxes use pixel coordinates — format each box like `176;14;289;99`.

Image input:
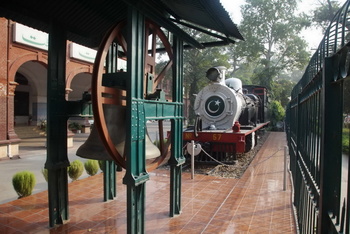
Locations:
68;73;91;101
67;72;93;133
14;73;30;125
15;61;47;126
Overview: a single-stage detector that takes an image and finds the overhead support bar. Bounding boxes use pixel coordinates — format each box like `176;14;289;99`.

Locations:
154;40;232;54
184;41;231;49
170;18;237;44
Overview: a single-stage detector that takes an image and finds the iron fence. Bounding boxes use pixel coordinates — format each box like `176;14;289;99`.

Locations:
286;0;350;233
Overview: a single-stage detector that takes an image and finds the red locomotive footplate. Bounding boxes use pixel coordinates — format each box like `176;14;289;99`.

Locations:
183;122;269;153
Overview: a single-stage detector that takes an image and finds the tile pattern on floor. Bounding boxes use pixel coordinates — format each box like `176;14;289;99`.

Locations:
0;132;296;233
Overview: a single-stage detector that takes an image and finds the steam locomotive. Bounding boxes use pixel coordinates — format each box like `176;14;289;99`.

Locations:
183;66;269;164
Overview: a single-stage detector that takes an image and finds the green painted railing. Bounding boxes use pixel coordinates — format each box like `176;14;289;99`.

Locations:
286;1;350;233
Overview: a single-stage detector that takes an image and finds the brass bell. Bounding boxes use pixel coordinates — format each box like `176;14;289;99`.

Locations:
76;104;160;161
76;123;112;160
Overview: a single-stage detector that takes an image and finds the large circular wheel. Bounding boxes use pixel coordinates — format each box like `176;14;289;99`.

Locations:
92;20;173;171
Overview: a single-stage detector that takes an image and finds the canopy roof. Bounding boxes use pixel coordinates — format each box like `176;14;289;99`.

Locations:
0;0;243;49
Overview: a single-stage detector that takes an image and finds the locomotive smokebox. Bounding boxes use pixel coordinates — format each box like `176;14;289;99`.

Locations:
194;69;244;130
194;67;260;130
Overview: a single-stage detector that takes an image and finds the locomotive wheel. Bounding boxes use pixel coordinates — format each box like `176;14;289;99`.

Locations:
92;20;173;171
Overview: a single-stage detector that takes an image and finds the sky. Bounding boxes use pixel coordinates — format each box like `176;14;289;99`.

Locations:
220;0;346;51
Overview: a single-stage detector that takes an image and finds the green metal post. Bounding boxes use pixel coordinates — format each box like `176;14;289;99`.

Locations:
44;22;70;227
318;55;343;233
294;93;300;208
169;35;185;216
122;7;149;234
103;160;116;201
102;40;118;202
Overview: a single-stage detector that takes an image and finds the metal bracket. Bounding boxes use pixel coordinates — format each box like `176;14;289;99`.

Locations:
131;100;145;140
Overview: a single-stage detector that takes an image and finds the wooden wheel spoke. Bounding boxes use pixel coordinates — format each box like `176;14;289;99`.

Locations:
100;86;125;106
154;60;173;87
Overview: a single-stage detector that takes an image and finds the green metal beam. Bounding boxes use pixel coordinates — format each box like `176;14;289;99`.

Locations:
44;22;70;228
144;101;182;119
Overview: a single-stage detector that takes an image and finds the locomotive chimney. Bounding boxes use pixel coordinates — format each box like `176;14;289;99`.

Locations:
206;66;227;84
216;66;226;84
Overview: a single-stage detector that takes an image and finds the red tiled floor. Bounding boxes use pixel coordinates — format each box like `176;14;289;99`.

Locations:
0;132;296;233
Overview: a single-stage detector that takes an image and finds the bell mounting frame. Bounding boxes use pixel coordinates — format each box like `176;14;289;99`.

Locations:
92;19;173;171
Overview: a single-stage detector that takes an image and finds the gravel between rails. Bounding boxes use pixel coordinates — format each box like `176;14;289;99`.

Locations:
181;131;270;178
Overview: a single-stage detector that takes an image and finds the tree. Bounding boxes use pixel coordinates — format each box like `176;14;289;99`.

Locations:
269;100;286;130
272;78;295;108
225;42;254;84
236;0;310;91
312;0;341;32
227;61;254;85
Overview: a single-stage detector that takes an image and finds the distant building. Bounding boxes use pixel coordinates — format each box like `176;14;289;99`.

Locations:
0;17;97;159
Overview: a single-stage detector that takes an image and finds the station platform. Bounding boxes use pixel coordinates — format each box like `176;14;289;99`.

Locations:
0;132;296;233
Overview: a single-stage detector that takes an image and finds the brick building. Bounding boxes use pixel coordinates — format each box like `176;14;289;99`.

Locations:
0;17;98;159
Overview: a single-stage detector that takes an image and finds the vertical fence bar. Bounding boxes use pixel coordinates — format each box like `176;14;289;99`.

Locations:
319;55;343;233
191;140;195;180
283;145;288;191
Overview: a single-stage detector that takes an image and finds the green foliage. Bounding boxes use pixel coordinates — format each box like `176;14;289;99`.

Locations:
12;171;36;198
39;119;47;131
68;122;82;131
312;0;341;32
98;160;105;172
41;168;48;182
343;79;350;114
153;138;167;148
68;160;84;181
84;160;99;176
272;79;296;107
227;62;253;85
237;0;310;92
269;100;285;130
342;127;349;154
